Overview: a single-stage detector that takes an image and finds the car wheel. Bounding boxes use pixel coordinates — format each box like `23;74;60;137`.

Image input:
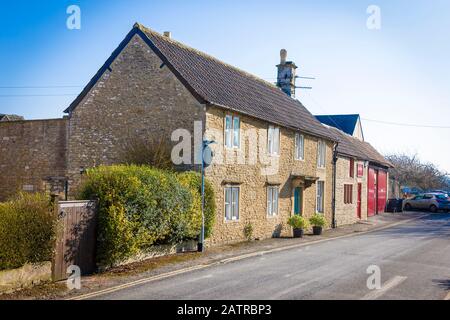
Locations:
429;205;438;213
404;203;412;211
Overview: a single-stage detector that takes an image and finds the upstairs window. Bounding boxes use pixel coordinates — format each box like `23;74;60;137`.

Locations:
268;125;280;155
317;140;326;168
350;158;355;178
225;115;240;148
295;133;304;160
357;164;364;177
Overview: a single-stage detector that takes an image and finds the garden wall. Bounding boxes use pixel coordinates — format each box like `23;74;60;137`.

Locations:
0;119;68;201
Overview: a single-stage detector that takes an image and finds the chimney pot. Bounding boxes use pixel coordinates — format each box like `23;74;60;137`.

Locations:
276;49;297;97
280;49;287;64
163;31;172;38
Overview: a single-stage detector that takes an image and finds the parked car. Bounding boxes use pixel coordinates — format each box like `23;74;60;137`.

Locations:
428;190;449;198
403;193;450;213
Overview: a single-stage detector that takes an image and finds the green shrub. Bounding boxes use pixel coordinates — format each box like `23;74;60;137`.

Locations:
309;214;327;227
287;215;309;230
0;193;57;270
78;165;215;267
177;171;216;239
243;223;253;241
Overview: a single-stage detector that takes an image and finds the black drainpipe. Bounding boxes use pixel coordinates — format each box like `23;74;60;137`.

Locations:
332;142;339;229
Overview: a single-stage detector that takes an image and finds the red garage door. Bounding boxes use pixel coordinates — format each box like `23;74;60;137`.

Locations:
368;168;376;217
377;170;387;214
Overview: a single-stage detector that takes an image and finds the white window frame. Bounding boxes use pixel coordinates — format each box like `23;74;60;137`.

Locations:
267;186;279;217
268;125;280;156
317;140;326;168
224;115;240;149
316;181;325;213
224;186;240;221
295;133;304;160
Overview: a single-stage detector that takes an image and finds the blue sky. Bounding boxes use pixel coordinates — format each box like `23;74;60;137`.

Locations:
1;0;449;172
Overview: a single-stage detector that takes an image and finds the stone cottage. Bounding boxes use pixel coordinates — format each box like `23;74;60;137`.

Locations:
316;116;393;225
0;23;391;244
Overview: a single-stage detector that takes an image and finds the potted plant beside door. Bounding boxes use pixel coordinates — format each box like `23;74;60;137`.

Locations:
287;216;309;238
309;214;326;235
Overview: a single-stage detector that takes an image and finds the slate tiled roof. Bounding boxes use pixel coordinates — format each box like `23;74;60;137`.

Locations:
315;114;360;136
328;126;392;168
0;114;24;121
65;24;336;141
140;25;337;140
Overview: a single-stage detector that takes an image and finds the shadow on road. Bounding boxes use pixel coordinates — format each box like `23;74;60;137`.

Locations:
368;213;450;239
432;279;450;291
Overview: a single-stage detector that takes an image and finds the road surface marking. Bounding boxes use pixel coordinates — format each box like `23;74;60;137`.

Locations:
361;276;407;300
271;278;319;299
68;214;426;300
66;264;211;300
445;291;450;300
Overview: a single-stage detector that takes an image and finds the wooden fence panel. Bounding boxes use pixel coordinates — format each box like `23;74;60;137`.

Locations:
52;201;97;281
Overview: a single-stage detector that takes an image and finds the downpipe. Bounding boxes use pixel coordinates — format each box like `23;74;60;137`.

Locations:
332;142;339;229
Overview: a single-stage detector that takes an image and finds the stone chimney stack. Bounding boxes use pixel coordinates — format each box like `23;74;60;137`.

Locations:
276;49;297;97
163;31;172;38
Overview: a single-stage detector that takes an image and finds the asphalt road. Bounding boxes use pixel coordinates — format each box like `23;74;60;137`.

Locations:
92;213;450;300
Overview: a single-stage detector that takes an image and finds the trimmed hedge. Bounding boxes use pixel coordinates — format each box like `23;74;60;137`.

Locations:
0;193;57;271
177;171;216;239
78;165;215;267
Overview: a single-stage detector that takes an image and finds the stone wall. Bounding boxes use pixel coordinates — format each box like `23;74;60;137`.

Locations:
0;119;68;201
205;106;334;245
0;262;52;293
335;156;368;226
66;34;205;195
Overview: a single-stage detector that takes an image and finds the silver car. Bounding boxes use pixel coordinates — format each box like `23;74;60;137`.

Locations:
403;193;450;213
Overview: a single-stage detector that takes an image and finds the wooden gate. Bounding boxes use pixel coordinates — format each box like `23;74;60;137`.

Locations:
52;200;97;281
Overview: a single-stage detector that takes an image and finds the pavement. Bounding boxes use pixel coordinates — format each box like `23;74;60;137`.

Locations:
66;211;450;300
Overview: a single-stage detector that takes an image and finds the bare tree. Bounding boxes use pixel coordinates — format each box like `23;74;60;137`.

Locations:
385;153;449;191
119;136;174;170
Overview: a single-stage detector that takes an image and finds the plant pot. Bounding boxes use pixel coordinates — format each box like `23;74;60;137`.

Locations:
293;228;304;238
312;226;322;235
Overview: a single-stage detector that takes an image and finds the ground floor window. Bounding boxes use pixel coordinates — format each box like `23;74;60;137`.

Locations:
344;184;353;204
225;186;239;221
267;186;279;216
316;181;325;213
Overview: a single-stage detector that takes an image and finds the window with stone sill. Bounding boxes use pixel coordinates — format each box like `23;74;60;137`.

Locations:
317;140;326;168
224;115;240;148
295;133;304;160
316;181;325;213
344;184;353;204
224;186;239;221
267;186;279;216
268;125;280;156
